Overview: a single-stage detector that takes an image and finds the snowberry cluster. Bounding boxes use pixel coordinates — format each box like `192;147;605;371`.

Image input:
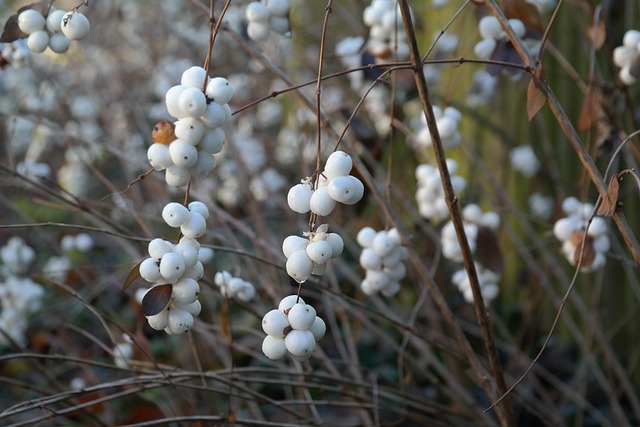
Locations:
412;106;462;150
415;159;466;222
245;0;291;41
147;66;234;187
528;192;554;220
553;197;609;272
60;233;94;253
473;15;540;68
466;70;498;107
363;0;410;62
357;227;408;296
509;145;541;177
17;8;90;54
138;201;211;334
0;237;45;347
261;295;326;361
613;30;640;85
1;40;31;68
214;271;256;301
441;204;500;263
282;224;344;283
452;264;500;304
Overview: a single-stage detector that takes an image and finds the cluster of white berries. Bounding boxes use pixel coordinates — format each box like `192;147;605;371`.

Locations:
60;233;94;253
415;159;466;222
17;8;90;54
613;30;640;85
473;16;531;61
363;0;410;62
0;237;45;347
245;0;291;41
441;204;500;263
261;295;326;361
466;70;498;107
452;264;500;304
147;66;234;187
214;271;256;301
138;201;211;334
509;145;541;177
528;192;554;220
357;227;408;296
553;197;609;272
412;106;462;150
282;224;344;283
1;40;31;68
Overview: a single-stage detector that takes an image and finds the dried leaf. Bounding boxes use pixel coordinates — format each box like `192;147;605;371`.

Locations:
588;20;606;50
527;77;546;121
476;226;504;274
577;89;597;133
122;261;142;291
503;0;543;34
1;3;50;43
571;231;596;268
597;175;621;217
141;284;172;316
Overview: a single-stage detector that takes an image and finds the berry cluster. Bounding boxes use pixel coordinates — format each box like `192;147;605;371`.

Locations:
357;227;408;296
147;66;233;187
60;233;94;253
261;295;326;361
473;16;527;60
509;145;541;177
1;41;31;68
553;197;610;272
138;201;211;334
245;0;291;41
415;159;466;222
282;224;344;283
441;204;500;263
466;70;498;107
412;106;462;150
363;0;410;62
0;237;45;347
452;264;500;304
613;30;640;85
214;271;256;301
528;192;554;220
17;8;90;54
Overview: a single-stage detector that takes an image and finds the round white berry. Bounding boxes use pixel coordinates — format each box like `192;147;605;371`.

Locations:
60;11;90;40
284;329;316;357
287;183;313;213
508;19;526;39
180;299;202;316
139;257;162;282
287;303;316;330
325;233;344;258
199;128;225;154
359;248;382;271
237;284;256;301
188;201;209;220
385;262;406;281
246;2;270;22
27;31;49;53
262;308;290;337
327;175;364;205
162;202;190;227
159;252;186;282
305;240;333;264
147;308;169;330
206;77;234;104
148;238;173;258
165;165;191;187
270;16;290;35
365;269;391;291
309;186;336;216
147;143;172;171
247;21;271;41
18;9;45;34
183;261;204;280
48;33;70;53
199;102;226;129
169;139;199;168
282;235;310;258
587;217;607;238
180;212;207;239
478;16;502;40
553;217;579;241
174;118;205;145
309;316;326;341
286;249;314;283
172;242;199;269
324;151;352;180
166;85;187;119
372;232;395;257
474;38;497;59
46;9;66;33
172;278;200;304
357;227;377;248
167;307;194;334
265;0;290;16
623;30;640;48
278;294;305;311
381;280;401;297
178;87;207;118
262;335;287;360
181;66;207;89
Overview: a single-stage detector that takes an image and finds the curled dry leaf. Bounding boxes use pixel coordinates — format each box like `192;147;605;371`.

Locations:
597;175;621;217
527;76;546;121
123;261;142;291
141;283;172;316
571;230;596;268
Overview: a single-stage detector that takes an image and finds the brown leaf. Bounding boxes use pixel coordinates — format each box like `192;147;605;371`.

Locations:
122;261;142;291
527;77;546;121
577;89;597;133
503;0;543;34
141;284;172;316
1;3;50;43
597;175;620;217
588;20;606;50
475;226;504;274
571;231;596;268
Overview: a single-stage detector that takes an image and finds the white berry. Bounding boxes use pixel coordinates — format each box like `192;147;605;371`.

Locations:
287;303;316;330
61;11;90;41
262;309;290;337
284;329;316;357
162;202;190;227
